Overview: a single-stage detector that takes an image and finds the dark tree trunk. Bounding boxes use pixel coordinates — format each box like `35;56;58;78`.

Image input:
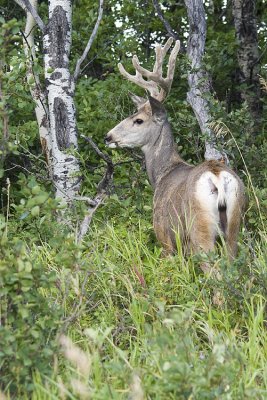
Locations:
232;0;262;127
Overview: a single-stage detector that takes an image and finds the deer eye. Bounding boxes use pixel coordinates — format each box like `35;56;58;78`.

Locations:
134;119;144;125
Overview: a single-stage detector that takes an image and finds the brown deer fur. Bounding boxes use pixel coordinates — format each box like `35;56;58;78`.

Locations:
105;39;245;272
105;97;246;268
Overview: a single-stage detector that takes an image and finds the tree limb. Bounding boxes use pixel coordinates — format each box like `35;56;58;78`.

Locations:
82;134;112;167
16;0;51;168
20;29;48;117
14;0;45;32
152;0;185;53
73;0;104;82
77;136;114;243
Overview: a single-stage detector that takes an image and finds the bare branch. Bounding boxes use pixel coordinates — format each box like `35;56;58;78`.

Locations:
14;0;26;10
77;193;106;243
73;196;97;207
20;29;48;117
0;75;9;142
81;134;112;166
73;0;104;82
77;135;114;243
16;0;51;168
152;0;185;53
60;269;101;332
82;135;114;193
15;0;45;32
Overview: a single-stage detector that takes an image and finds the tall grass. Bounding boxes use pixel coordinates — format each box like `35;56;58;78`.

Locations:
20;218;266;399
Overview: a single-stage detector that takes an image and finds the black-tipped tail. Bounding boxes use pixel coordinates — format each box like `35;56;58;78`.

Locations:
218;202;227;235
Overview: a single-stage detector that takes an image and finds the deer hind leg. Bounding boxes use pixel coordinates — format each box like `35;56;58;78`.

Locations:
189;212;217;274
225;202;242;259
153;219;176;256
189;211;224;306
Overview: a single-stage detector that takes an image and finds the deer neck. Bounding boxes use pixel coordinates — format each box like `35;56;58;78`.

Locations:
142;121;184;189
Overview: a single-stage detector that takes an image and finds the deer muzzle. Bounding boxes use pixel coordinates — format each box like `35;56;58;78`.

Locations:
104;134;118;148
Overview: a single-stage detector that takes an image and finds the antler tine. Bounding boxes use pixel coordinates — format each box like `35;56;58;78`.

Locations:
165;40;180;89
155;39;180;102
162;37;174;54
118;61;160;98
132;54;169;95
131;55;161;96
118;38;180;102
153;38;174;74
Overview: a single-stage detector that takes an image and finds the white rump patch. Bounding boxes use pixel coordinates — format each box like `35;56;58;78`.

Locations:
195;171;239;231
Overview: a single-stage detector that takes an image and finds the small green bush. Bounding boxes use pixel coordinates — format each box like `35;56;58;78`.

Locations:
0;226;62;394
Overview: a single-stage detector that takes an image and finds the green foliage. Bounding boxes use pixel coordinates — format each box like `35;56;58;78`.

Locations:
0;229;61;393
0;15;41;194
1;0;267;398
15;222;266;399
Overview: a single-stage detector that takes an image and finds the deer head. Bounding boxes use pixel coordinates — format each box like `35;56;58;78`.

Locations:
105;95;168;149
105;38;180;149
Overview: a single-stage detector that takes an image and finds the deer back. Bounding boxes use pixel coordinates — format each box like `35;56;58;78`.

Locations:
153;160;245;254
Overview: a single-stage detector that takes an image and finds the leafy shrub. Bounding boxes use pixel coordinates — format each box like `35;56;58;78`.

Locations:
0;224;62;394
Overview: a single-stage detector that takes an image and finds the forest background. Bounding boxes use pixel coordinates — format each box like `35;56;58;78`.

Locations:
0;0;267;398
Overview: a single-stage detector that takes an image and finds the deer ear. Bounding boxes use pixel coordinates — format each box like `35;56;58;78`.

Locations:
148;96;166;120
129;92;147;108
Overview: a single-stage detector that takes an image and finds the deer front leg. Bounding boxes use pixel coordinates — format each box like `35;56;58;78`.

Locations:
189;215;224;305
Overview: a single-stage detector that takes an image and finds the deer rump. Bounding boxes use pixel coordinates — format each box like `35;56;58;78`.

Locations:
153;160;242;254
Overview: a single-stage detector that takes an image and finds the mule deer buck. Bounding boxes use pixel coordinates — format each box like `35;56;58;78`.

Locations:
105;38;245;273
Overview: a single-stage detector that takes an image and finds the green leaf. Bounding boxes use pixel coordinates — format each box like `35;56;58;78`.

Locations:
31;205;40;217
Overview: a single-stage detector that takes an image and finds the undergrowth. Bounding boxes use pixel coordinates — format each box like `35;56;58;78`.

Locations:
1;201;266;398
1;87;266;399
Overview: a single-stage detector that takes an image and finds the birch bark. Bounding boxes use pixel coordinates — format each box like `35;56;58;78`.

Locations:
185;0;226;162
15;0;80;202
15;0;103;204
43;0;80;201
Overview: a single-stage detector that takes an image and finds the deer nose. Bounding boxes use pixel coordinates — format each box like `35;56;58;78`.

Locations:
104;135;112;144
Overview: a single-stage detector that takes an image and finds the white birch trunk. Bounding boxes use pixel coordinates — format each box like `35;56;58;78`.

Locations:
15;0;103;207
185;0;225;162
43;0;80;202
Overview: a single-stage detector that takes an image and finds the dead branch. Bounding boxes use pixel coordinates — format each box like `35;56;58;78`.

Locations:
77;193;106;243
77;136;114;243
19;29;48;117
152;0;185;53
73;0;104;82
82;135;114;192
